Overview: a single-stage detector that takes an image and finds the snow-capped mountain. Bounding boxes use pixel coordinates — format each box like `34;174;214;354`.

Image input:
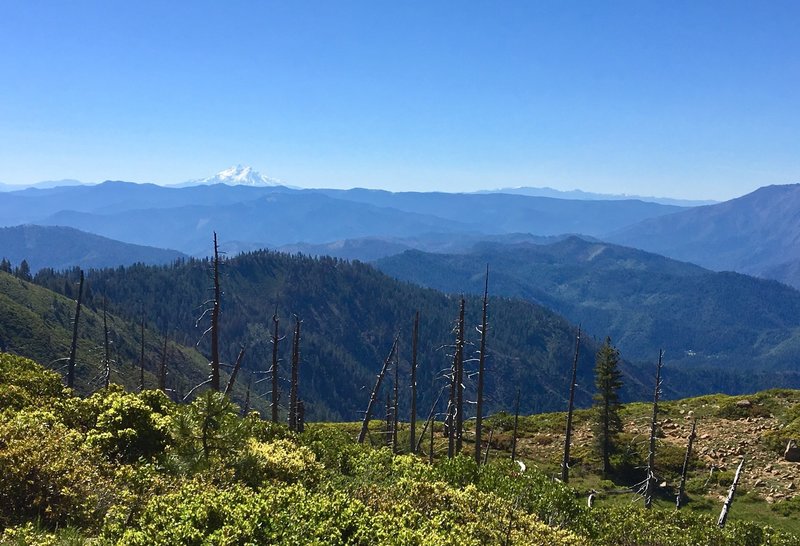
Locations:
176;165;281;188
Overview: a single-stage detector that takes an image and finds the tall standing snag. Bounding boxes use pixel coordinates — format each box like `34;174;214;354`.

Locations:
644;349;664;509
392;341;399;453
270;308;281;423
511;388;520;461
288;316;302;432
561;325;581;483
676;418;697;509
410;311;419;453
224;347;246;395
358;337;398;444
66;269;84;389
474;266;490;464
209;232;221;392
158;330;169;393
102;296;111;389
454;297;466;455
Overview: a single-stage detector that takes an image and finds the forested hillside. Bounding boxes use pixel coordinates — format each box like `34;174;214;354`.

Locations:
0;225;186;272
31;250;652;421
376;237;800;395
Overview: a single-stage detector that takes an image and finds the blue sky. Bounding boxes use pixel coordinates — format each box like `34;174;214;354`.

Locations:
0;1;797;199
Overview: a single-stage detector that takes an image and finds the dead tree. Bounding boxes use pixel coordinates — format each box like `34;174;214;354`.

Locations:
410;311;419;453
224;347;246;395
102;296;110;389
159;331;169;392
139;313;146;392
483;429;494;465
561;325;582;483
209;232;222;391
358;336;398;444
270;308;282;423
644;349;664;509
429;412;435;464
242;373;252;415
385;392;393;447
392;341;399;453
297;400;305;433
66;269;84;389
415;388;444;453
454;297;466;455
676;418;697;509
717;457;745;528
288;316;302;432
474;266;489;464
511;388;520;461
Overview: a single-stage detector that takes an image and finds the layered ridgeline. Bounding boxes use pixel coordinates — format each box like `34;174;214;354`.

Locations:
0;180;682;254
0;270;227;404
0;225;186;272
31;250;651;421
376;237;800;396
608;184;800;289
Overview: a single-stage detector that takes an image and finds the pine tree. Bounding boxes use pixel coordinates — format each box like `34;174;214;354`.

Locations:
592;336;623;477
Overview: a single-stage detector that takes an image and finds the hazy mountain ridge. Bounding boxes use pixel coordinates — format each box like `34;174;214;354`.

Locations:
607;183;800;288
0;225;186;272
477;185;718;207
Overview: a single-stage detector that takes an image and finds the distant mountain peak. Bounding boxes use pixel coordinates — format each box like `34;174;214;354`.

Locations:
182;165;281;188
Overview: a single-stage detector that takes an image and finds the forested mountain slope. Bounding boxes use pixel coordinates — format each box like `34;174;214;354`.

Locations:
376;237;800;394
0;271;217;401
607;184;800;288
0;224;186;272
33;250;651;421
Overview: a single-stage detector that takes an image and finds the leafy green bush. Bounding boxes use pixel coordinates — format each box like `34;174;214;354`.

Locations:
235;437;323;487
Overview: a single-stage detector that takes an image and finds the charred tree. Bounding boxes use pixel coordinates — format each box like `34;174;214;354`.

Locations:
416;388;444;453
718;457;745;528
297;400;305;433
474;266;490;464
676;418;697;509
410;311;419;453
385;392;393;447
66;269;84;389
209;232;222;391
644;349;664;509
270;308;282;423
454;297;466;455
242;373;252;416
358;337;398;444
224;347;246;396
483;429;493;465
288;316;302;432
561;325;582;483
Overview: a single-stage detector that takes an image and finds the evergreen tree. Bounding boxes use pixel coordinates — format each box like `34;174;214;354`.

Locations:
15;259;31;281
593;336;623;476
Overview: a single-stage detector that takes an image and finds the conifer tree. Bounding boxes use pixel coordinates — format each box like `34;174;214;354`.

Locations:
593;336;623;477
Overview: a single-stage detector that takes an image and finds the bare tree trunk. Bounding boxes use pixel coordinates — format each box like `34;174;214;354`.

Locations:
159;331;168;392
210;232;221;391
561;325;581;483
270;308;281;423
717;457;745;528
511;388;520;461
297;400;305;433
454;297;466;455
644;349;664;509
676;418;697;509
483;429;493;465
410;311;419;453
102;296;110;389
385;392;393;447
475;266;490;464
66;270;84;389
139;313;145;392
224;347;246;395
358;337;398;443
288;316;301;432
416;388;444;453
392;341;399;453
